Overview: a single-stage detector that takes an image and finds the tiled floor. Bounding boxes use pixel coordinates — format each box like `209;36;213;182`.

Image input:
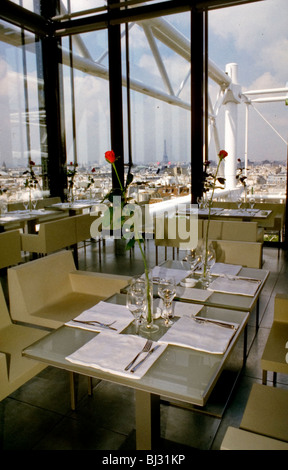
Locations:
1;240;288;451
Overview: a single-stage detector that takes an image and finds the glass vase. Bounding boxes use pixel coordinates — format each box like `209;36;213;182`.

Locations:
200;242;216;287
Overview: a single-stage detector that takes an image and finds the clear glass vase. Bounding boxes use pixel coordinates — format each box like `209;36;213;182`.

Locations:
200;242;216;287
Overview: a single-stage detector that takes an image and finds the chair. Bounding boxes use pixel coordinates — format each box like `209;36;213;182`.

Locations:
155;214;202;264
221;383;288;449
8;250;131;329
240;383;288;442
0;282;48;402
20;216;77;255
0;230;22;269
212;239;263;268
74;213;103;261
203;219;264;242
254;202;286;242
221;426;288;450
261;293;288;385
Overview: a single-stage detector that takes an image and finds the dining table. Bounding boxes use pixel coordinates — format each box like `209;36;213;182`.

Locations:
121;261;269;339
0;209;64;233
177;206;272;221
50;199;103;216
23;291;249;450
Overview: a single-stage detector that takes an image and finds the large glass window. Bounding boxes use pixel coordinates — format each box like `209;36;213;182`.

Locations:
61;30;110;166
123;14;191;166
0;19;46;202
208;0;288;203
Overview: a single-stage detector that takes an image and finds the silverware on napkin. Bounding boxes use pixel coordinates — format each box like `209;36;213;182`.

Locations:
130;345;161;373
71;319;117;330
124;339;153;371
193;316;237;330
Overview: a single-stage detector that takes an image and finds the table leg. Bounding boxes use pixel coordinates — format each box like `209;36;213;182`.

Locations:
69;372;76;410
135;390;160;450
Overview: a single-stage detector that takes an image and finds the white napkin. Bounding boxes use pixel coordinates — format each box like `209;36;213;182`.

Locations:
176;286;212;302
210;263;242;276
151;266;190;285
66;301;133;333
160;316;236;354
195;262;242;276
155;299;203;318
66;332;167;379
208;276;261;297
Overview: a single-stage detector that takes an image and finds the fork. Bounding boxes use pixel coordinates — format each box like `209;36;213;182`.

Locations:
124;339;153;371
72;319;117;330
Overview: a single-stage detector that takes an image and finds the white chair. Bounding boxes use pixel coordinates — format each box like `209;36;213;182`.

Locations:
8;250;131;329
0;282;48;401
0;230;22;269
261;293;288;385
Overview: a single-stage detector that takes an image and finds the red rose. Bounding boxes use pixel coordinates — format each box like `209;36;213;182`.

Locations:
218;150;228;160
105;150;116;164
29;160;35;166
91;168;96;173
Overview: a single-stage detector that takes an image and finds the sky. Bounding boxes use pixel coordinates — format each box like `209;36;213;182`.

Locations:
0;0;287;167
208;0;288;163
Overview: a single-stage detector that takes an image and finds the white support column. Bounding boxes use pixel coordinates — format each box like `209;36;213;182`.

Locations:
223;63;242;190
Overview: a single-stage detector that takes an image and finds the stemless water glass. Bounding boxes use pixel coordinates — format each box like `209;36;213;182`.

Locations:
158;278;176;326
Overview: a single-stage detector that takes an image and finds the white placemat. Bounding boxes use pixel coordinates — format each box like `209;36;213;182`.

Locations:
160;316;236;354
176;286;212;302
208;276;261;297
151;266;190;285
66;301;133;333
66;332;167;379
195;262;242;276
210;263;242;276
155;298;203;318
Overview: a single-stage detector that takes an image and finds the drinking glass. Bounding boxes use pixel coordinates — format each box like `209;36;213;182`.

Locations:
158;278;176;326
32;198;37;210
126;286;145;333
249;197;255;209
186;248;202;272
23;200;29;211
237;197;243;210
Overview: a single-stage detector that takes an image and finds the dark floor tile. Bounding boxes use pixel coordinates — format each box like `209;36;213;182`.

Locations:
1;398;63;450
33;414;129;450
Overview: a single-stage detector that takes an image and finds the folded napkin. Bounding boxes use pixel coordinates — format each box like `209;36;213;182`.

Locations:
208;276;261;297
210;263;242;276
66;332;167;379
151;266;190;285
195;262;241;276
176;286;212;302
160;316;236;354
154;298;203;318
66;301;133;333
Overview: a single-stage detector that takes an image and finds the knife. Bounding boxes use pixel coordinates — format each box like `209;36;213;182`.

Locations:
130;345;161;373
193;316;237;330
71;319;117;330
